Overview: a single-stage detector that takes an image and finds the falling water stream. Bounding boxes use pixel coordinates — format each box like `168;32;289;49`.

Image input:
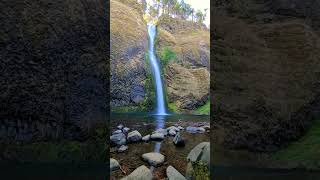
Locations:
147;22;167;172
147;23;167;116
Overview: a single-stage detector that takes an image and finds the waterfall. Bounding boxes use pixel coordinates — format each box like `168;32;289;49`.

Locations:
147;23;167;115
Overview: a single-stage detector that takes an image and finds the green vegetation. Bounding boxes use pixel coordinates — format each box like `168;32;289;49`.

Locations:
168;102;179;113
142;50;156;111
159;46;177;67
272;120;320;169
195;101;210;115
112;106;146;113
189;161;210;180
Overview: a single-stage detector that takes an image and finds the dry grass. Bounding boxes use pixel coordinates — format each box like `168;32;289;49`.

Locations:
110;0;146;57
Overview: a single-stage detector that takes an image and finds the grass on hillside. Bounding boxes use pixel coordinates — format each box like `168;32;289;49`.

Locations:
272;120;320;169
195;101;210;115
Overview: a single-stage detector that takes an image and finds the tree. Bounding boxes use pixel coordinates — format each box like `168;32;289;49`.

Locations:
196;10;204;24
203;8;208;22
162;0;169;14
167;0;176;15
141;0;147;13
173;1;181;18
190;7;195;22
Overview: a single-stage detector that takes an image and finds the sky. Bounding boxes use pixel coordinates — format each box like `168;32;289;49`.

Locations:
184;0;210;27
144;0;210;28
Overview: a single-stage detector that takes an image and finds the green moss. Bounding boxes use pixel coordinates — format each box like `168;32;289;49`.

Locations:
191;161;210;180
143;50;156;111
272;120;320;169
195;101;210;115
160;46;176;67
112;106;146;113
168;102;179;113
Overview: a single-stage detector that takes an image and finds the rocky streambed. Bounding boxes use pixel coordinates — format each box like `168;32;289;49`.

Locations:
109;113;210;179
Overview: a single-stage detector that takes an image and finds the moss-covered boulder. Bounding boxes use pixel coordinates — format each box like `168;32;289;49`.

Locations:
186;142;210;179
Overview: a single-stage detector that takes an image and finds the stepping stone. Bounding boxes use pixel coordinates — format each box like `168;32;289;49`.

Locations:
166;165;186;180
117;145;128;153
112;129;122;134
110;158;120;171
117;124;124;130
173;132;185;147
187;142;210;165
142;152;165;166
151;133;164;141
168;129;176;136
123;127;130;133
142;134;151;141
186;126;205;133
201;125;210;130
153;128;168;136
121;165;152;180
167;126;180;132
127;130;142;142
110;133;126;146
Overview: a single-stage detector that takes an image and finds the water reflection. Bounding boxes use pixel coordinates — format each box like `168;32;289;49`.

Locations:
153;115;166;153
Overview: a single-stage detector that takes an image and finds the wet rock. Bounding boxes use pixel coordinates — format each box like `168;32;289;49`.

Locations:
142;134;151;141
153;128;168;136
110;158;120;171
186;126;205;133
173;133;185;147
187;142;210;165
121;165;153;180
201;125;210;130
127;130;142;142
151;133;164;141
110;133;126;146
112;129;122;134
123;127;130;133
117;124;124;130
167;126;180;132
117;145;128;153
166;165;186;180
178;126;184;130
168;129;177;136
142;152;165;166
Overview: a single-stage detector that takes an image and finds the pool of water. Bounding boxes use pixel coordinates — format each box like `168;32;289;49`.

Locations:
110;113;210;179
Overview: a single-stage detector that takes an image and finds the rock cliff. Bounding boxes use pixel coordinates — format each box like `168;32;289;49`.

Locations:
110;1;210;114
110;0;149;110
157;16;210;113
